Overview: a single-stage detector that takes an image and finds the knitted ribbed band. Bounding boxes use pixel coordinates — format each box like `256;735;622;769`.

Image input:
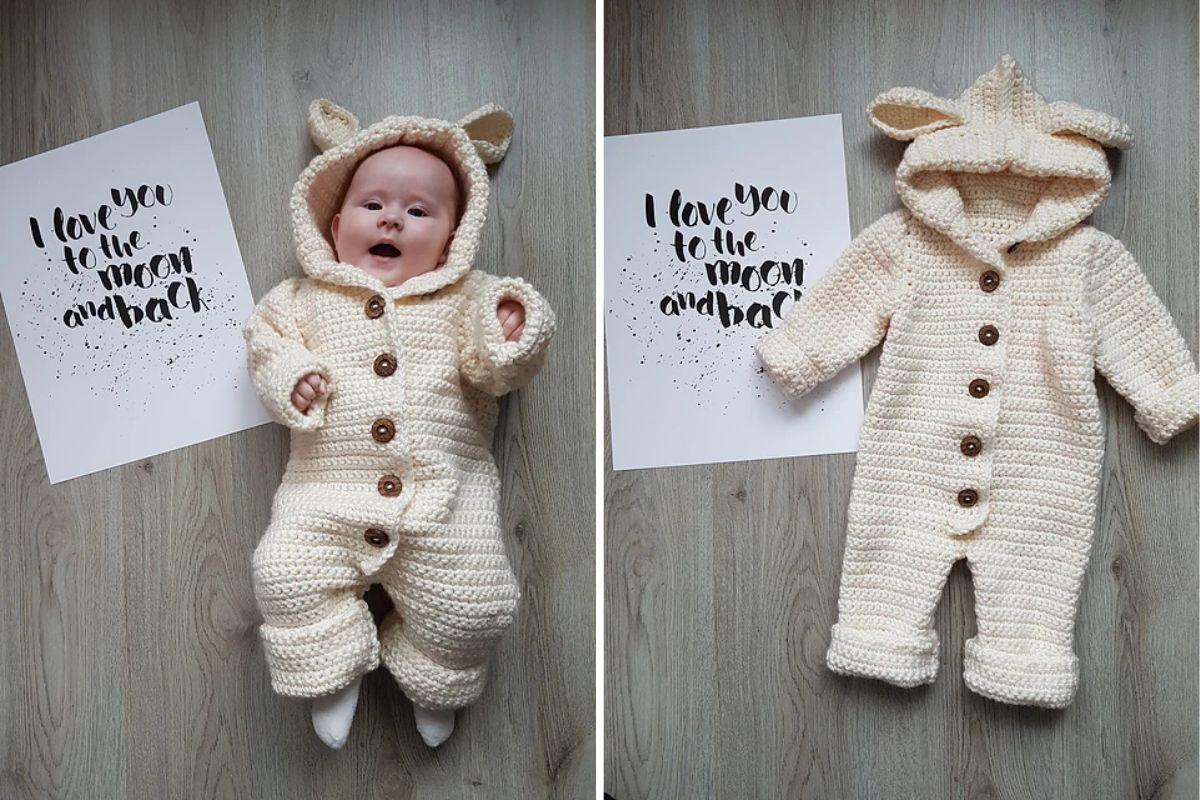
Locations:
826;623;940;688
962;637;1079;709
259;597;380;698
378;612;490;710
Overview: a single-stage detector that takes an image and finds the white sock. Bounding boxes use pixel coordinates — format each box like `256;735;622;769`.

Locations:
311;676;362;749
413;704;455;747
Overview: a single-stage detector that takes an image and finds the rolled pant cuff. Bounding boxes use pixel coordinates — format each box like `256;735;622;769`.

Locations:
378;613;489;711
259;599;380;698
962;638;1079;709
826;623;939;688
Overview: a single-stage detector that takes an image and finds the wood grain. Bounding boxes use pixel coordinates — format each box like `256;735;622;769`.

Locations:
604;1;1198;798
0;1;594;797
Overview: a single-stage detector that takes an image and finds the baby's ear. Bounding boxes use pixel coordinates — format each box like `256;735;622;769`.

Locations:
867;87;964;140
458;103;514;165
308;99;360;151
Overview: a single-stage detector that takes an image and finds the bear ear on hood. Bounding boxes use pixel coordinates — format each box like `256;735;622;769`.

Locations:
307;99;360;152
458;103;514;165
867;87;965;140
1042;100;1134;150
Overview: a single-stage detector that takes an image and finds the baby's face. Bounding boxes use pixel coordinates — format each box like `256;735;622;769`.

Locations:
330;145;459;287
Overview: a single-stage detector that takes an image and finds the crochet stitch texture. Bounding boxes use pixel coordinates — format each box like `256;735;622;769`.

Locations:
245;99;554;709
757;55;1198;708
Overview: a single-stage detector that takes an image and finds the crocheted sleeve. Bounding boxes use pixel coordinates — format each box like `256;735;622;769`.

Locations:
242;278;331;431
1086;232;1199;444
458;272;556;397
755;210;907;399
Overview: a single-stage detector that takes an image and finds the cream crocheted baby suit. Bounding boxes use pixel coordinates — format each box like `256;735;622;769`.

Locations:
245;100;554;712
757;55;1198;708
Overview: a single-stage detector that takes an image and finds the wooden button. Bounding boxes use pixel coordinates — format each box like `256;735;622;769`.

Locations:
978;325;999;346
968;379;990;398
371;417;395;443
365;294;386;319
377;474;402;497
373;353;396;377
364;528;389;547
957;488;979;507
979;270;1000;292
960;435;982;457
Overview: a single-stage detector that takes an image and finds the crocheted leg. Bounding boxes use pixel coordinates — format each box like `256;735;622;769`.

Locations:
376;522;520;711
827;523;957;688
964;531;1090;709
252;515;379;698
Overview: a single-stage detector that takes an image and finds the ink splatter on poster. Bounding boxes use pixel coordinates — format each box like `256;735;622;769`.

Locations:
605;115;867;470
16;185;243;405
612;182;815;410
0;102;270;483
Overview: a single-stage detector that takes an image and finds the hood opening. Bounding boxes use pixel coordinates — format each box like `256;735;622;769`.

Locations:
314;134;472;253
291;114;493;297
895;126;1112;264
906;168;1104;246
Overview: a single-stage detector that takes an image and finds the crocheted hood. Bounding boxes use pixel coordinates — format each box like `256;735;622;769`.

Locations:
289;99;514;298
868;54;1133;269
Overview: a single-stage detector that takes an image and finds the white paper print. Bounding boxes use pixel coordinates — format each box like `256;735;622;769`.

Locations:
0;101;271;483
605;115;866;470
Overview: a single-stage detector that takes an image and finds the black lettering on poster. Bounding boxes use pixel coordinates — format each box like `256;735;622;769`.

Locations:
25;183;212;330
640;184;806;329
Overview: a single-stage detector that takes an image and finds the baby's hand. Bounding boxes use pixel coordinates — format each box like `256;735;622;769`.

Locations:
291;372;328;414
497;300;525;342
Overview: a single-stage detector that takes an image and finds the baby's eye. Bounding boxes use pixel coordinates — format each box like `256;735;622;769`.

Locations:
364;201;382;210
408;207;428;218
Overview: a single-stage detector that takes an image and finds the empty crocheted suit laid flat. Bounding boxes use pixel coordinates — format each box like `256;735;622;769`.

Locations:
242;98;555;747
756;54;1198;709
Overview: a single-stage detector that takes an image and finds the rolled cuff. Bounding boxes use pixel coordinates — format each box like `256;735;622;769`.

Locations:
755;328;823;400
259;599;380;698
962;637;1079;709
825;623;940;688
1133;372;1200;445
378;612;491;710
464;276;556;395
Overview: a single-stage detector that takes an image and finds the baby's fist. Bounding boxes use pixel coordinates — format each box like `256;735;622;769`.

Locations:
497;300;525;342
291;372;328;414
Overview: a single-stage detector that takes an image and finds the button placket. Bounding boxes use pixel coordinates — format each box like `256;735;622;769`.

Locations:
950;265;1008;536
367;309;404;524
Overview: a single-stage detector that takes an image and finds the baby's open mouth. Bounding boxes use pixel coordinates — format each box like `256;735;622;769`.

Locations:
369;243;401;258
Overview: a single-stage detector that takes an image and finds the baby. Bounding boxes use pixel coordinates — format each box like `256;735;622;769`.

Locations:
292;146;527;412
244;100;554;749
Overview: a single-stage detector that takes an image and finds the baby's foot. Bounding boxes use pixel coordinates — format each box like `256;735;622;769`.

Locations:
413;704;455;747
311;675;362;749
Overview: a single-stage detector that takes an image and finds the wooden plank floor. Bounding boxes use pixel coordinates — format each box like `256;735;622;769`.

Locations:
604;1;1198;798
0;1;594;798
